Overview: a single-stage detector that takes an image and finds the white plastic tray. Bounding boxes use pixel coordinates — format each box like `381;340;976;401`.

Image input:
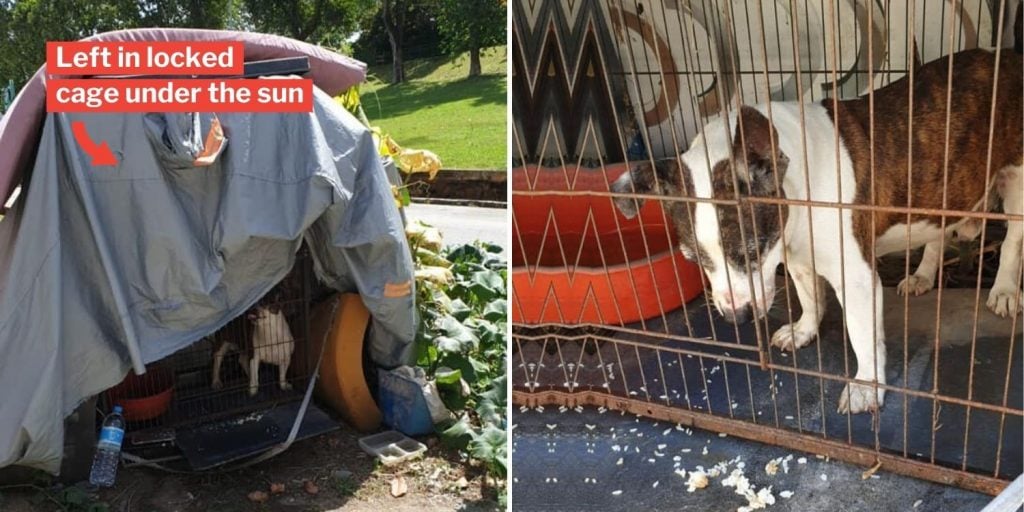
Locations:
357;430;427;466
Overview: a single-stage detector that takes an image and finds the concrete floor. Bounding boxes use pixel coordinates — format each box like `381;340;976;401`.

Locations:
512;407;997;511
405;202;508;251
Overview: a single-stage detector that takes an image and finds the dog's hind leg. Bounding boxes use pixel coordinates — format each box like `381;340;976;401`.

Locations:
771;263;825;351
830;260;887;414
248;354;261;396
238;354;250;376
897;239;942;296
211;342;234;390
278;357;292;391
988;165;1023;317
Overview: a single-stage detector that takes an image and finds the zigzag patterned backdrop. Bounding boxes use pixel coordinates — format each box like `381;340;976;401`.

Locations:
512;0;1016;170
511;0;629;168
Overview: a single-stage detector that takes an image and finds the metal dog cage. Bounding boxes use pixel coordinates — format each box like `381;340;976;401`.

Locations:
98;244;336;468
511;0;1023;496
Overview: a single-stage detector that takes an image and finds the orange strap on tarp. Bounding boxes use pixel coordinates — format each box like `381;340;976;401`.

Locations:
193;117;225;167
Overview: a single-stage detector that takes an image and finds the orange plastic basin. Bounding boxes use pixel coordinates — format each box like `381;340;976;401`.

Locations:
512;164;704;325
106;367;174;422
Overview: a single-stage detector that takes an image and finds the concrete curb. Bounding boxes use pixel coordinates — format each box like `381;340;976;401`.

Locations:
405;169;506;204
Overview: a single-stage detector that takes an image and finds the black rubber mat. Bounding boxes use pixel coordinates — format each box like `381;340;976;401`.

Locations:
175;400;338;470
515;295;1023;480
511;407;994;512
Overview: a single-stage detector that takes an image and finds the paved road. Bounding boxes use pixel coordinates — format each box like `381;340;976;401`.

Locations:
405;203;508;253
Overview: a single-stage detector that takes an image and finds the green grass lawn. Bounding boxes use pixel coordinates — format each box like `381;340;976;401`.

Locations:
356;46;507;170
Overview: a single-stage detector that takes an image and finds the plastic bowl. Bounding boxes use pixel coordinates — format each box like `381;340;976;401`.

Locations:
106;367;174;422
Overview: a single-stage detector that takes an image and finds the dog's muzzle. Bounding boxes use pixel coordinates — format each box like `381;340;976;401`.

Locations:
720;304;754;324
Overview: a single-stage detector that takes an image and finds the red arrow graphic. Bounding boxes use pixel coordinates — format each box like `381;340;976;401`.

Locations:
71;121;118;166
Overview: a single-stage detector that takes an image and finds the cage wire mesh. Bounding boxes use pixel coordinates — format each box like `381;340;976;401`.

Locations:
100;245;323;447
511;0;1024;495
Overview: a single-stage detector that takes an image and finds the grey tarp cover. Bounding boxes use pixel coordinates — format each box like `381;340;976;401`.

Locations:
0;88;416;473
0;28;370;208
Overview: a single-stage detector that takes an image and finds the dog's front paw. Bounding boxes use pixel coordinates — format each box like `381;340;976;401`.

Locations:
280;382;293;391
987;287;1023;318
212;379;223;390
248;385;259;397
897;274;934;296
770;323;816;351
838;382;884;414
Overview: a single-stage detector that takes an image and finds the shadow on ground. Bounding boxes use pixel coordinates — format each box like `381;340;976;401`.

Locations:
361;75;506;120
0;422;500;512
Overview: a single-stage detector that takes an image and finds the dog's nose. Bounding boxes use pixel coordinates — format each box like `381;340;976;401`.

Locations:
722;304;753;324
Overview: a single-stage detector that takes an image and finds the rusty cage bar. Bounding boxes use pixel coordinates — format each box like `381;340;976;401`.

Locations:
511;0;1023;495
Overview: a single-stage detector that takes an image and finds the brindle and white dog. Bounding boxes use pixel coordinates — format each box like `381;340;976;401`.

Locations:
211;304;296;396
611;48;1023;414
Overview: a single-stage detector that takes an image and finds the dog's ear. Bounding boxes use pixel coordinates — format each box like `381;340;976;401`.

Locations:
610;159;686;219
733;106;788;195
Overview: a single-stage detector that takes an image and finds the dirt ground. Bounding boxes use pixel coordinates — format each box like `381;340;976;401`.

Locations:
1;424;501;512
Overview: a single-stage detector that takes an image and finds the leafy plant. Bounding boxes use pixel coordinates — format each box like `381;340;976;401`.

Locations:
0;481;109;512
332;475;359;498
410;236;507;502
342;77;506;502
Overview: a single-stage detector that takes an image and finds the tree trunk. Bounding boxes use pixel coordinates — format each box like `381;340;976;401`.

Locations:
382;0;405;84
468;21;481;77
391;41;405;83
469;46;481;77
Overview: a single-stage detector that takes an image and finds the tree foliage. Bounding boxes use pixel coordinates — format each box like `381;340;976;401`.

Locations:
1;0;142;84
243;0;374;46
140;0;242;30
0;0;376;88
435;0;505;76
350;1;439;65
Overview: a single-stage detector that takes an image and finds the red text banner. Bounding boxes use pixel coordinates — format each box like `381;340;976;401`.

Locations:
47;79;314;113
46;42;244;75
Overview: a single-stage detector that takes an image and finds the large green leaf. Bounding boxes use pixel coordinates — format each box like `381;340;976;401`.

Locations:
475;375;507;426
434;336;463;354
482;299;507;322
435;367;462;385
438;382;470;411
467;355;490;377
449;299;473;321
415;339;438;368
468;318;504;347
469;423;507;478
468;270;504;301
441;353;479;385
439;315;478;343
434;315;479;353
481;242;504;255
438;415;476;450
445;244;486;264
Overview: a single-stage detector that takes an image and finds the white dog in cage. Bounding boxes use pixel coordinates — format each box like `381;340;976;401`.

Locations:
211;305;296;396
612;48;1022;415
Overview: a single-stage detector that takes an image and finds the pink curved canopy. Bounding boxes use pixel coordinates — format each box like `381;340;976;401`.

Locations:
0;28;367;208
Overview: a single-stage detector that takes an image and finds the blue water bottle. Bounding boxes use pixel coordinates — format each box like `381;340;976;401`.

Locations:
88;405;125;487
